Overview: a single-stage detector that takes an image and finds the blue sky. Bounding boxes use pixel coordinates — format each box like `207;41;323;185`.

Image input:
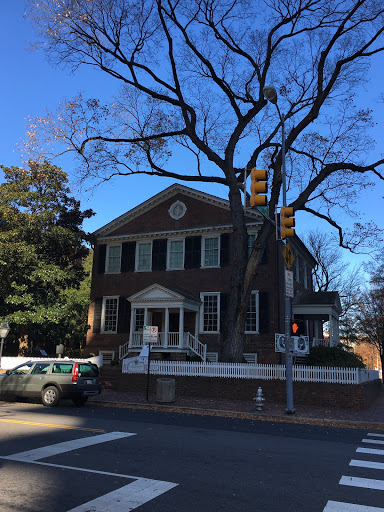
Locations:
1;2;383;269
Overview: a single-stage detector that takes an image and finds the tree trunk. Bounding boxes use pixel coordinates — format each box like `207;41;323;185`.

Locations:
220;182;274;362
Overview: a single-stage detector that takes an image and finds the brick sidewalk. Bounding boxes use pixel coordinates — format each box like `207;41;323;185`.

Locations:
89;387;384;429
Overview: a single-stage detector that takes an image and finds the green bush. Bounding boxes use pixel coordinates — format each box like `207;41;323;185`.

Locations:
306;345;365;368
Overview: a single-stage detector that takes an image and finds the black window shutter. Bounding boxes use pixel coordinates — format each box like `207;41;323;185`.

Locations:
152;239;167;271
92;298;103;333
220;233;230;267
220;293;228;332
259;291;269;333
118;297;131;333
97;245;106;274
121;241;136;272
184;236;201;269
261;246;268;265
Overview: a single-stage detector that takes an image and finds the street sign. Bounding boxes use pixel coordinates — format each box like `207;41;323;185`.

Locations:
275;334;310;355
143;326;159;344
282;242;295;269
285;269;294;298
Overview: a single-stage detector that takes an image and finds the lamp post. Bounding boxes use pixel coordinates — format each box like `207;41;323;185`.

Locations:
0;318;10;368
263;85;295;414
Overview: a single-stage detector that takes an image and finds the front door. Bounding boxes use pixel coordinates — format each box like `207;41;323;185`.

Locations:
151;312;163;330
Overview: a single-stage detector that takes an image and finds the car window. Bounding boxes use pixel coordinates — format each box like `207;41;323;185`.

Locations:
79;364;98;377
10;363;34;375
31;363;51;375
52;363;73;374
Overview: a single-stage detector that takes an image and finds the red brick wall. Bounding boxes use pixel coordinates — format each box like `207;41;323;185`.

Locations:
101;369;382;410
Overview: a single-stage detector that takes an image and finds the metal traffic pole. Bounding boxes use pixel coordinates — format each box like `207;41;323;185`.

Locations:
263;86;295;414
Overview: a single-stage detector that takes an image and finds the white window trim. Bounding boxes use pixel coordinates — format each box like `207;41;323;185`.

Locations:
304;264;308;289
101;296;119;333
199;292;221;334
135;241;153;272
201;235;221;268
99;350;115;364
105;244;122;274
245;290;260;334
166;238;185;270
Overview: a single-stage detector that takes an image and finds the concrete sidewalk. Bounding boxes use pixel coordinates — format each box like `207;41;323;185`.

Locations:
89;387;384;430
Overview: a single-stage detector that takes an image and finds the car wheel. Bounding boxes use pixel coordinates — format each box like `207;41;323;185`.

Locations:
72;397;88;407
41;386;60;407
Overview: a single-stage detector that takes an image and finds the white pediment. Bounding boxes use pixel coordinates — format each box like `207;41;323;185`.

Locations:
128;284;185;303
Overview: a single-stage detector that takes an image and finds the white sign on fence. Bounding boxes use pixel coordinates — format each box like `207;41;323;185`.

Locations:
143;325;159;344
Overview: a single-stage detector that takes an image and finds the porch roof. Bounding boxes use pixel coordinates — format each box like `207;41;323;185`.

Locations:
128;283;201;311
292;291;342;320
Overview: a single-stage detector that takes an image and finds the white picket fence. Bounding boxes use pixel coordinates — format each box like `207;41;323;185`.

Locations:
122;359;380;385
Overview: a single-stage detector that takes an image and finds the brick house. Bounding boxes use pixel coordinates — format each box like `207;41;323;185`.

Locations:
86;184;339;364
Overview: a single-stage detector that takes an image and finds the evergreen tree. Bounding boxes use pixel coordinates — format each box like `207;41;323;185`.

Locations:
0;161;94;356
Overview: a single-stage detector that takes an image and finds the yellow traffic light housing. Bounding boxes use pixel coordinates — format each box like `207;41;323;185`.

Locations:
250;168;268;207
280;206;295;239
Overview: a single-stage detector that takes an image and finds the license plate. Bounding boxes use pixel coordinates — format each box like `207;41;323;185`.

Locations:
86;379;94;385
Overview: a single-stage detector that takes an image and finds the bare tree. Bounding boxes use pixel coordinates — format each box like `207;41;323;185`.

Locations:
358;258;384;380
24;0;384;361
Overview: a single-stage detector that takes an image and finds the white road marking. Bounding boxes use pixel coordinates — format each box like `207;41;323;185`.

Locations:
66;478;178;512
2;431;178;511
367;434;384;438
357;448;384;456
340;476;384;491
324;501;384;511
4;431;135;461
362;439;384;446
350;460;384;471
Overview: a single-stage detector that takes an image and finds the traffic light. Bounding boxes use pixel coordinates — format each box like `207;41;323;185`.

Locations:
280;206;295;239
250;168;268;207
291;319;305;336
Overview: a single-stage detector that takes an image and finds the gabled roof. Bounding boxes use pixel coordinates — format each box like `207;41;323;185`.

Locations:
128;284;201;310
94;183;262;236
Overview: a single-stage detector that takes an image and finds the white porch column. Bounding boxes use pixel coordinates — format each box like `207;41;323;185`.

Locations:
144;308;148;326
194;310;199;338
129;308;135;348
179;306;184;348
164;307;169;348
329;314;334;346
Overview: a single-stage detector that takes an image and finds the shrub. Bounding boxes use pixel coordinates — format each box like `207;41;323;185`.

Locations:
306;345;365;368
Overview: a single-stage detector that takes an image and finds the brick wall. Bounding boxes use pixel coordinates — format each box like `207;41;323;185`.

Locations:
101;368;382;410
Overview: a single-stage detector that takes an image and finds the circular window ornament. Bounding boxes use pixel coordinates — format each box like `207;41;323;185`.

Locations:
169;200;187;220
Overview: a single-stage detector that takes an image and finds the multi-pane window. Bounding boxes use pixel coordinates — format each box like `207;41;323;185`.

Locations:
137;242;152;271
295;253;300;282
168;239;184;269
203;237;219;267
304;264;308;289
135;309;145;331
102;297;119;332
200;293;220;332
248;233;257;258
245;291;259;332
107;245;121;273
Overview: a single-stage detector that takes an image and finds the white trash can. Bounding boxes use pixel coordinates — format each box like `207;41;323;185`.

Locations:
156;378;175;403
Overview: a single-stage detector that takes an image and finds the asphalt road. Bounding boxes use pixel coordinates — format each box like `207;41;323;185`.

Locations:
0;399;383;512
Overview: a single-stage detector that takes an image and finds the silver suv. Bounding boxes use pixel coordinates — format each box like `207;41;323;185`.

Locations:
0;360;102;407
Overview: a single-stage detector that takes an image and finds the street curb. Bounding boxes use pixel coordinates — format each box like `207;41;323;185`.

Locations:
90;400;384;431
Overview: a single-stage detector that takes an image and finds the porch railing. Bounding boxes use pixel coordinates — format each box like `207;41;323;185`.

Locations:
122;360;380;384
118;332;207;361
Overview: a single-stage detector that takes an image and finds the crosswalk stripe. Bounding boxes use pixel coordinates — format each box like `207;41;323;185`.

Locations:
362;440;384;446
324;501;384;511
350;460;384;471
4;432;135;462
357;448;384;456
340;476;384;491
66;478;178;512
367;434;384;438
